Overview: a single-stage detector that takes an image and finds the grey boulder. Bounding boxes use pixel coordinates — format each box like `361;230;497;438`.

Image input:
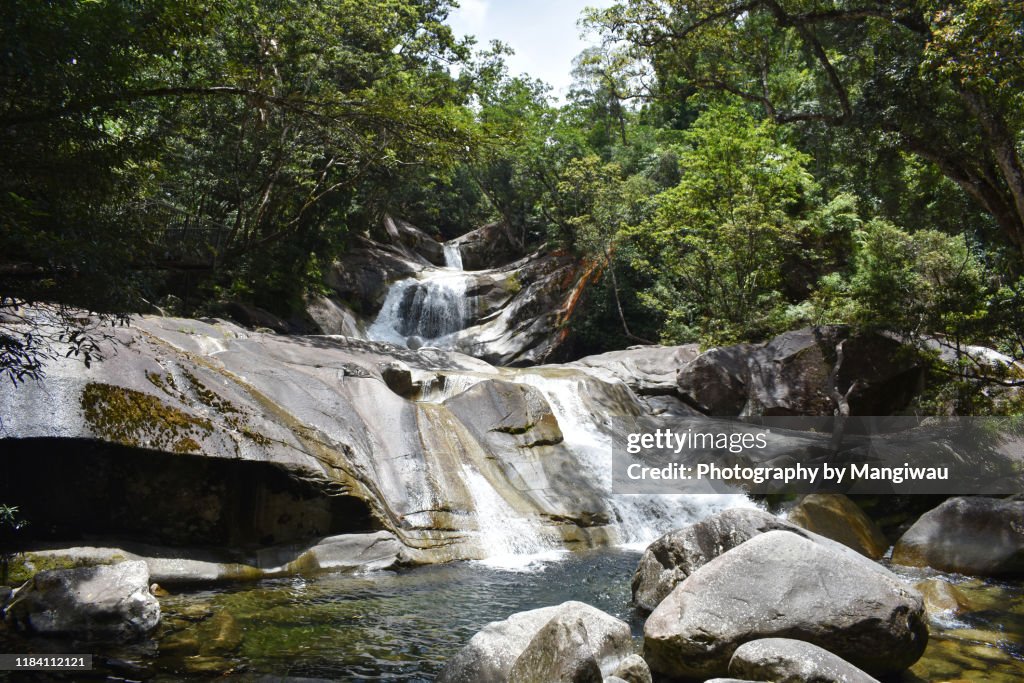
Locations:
608;653;651;683
892;496;1024;577
632;508;805;613
643;531;927;679
507;614;602;683
438;601;633;683
730;638;880;683
4;560;160;641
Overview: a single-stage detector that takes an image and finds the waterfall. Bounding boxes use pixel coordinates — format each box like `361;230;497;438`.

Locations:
366;240;472;348
443;241;464;270
460;465;562;569
513;372;753;548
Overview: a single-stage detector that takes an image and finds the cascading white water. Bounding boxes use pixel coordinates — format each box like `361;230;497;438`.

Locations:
443;241;464;270
513;372;753;548
366;240;472;348
417;372;486;403
369;234;750;562
461;466;562;569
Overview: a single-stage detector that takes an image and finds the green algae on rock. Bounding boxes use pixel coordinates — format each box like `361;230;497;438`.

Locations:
81;382;213;452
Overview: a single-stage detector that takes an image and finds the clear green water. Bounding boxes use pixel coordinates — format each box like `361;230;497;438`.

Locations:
2;549;1022;681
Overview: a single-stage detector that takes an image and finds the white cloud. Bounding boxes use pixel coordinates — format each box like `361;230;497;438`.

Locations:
449;0;489;34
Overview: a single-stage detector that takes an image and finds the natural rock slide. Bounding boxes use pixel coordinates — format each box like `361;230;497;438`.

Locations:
0;217;755;583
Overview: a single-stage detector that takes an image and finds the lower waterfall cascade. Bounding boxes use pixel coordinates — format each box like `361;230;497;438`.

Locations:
511;371;754;549
362;237;753;561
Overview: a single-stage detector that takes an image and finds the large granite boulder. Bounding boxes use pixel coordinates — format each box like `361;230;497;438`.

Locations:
787;494;889;560
729;638;881;683
569;345;701;397
676;344;753;415
451;221;522;271
676;327;924;416
631;508;800;613
892;496;1024;577
445;380;563;450
437;601;633;683
4;561;160;641
305;295;365;337
380;215;446;266
643;531;927;679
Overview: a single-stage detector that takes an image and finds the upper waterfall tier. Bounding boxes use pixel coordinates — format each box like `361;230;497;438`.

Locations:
443;241;464;270
323;218;587;365
366;268;472;345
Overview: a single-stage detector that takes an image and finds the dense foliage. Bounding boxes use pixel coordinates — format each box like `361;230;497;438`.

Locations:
2;1;1022;411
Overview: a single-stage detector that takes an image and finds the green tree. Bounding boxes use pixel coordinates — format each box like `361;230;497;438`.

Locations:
813;219;988;341
592;0;1024;256
634;102;815;344
1;0;474;377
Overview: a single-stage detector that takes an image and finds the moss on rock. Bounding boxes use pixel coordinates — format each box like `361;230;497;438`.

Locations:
81;382;213;451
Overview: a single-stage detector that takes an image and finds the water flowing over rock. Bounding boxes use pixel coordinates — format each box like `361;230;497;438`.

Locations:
324;217;589;365
449;221;521;271
892;496;1024;577
729;638;881;683
642;531;927;679
437;601;633;683
4;561;160;641
0;313;747;569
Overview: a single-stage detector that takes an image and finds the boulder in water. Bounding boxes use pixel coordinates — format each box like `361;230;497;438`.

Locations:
729;638;881;683
787;494;889;559
632;507;803;613
4;560;160;641
437;601;633;683
642;531;927;679
914;578;973;617
892;496;1024;577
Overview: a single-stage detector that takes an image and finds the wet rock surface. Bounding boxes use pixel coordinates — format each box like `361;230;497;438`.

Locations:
787;494;889;559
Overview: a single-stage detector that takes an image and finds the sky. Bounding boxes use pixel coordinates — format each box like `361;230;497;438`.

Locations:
446;0;617;99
